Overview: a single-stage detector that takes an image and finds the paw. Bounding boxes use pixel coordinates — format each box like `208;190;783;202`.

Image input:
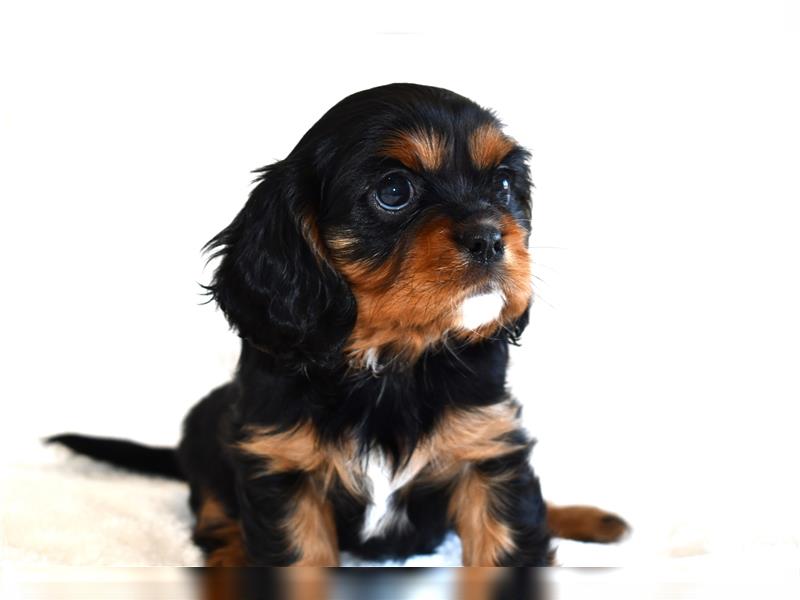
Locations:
546;504;630;543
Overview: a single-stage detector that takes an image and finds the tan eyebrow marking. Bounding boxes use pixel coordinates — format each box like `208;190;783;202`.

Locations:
382;129;447;171
469;124;516;169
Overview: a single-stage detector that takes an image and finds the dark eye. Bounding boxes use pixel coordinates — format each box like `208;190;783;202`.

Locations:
493;171;512;204
375;173;413;211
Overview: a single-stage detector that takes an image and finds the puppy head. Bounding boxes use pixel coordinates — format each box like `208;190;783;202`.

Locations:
206;83;532;371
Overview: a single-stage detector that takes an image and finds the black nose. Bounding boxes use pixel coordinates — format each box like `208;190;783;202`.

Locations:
457;224;504;263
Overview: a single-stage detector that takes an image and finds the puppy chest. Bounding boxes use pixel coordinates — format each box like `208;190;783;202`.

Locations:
357;450;421;541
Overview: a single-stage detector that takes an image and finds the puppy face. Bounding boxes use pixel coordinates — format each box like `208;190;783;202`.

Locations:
206;84;532;371
313;87;532;367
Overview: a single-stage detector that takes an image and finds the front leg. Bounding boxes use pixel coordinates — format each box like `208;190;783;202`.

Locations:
234;467;339;566
234;426;340;566
448;444;551;566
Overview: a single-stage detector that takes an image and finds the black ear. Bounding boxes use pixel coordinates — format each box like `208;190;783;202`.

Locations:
204;161;355;369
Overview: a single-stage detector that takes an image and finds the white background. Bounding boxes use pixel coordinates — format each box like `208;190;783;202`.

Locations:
2;0;799;565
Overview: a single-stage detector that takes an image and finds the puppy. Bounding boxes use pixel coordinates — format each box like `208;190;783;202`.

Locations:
50;83;628;566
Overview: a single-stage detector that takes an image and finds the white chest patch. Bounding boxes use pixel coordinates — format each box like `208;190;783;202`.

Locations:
459;290;506;331
359;451;420;541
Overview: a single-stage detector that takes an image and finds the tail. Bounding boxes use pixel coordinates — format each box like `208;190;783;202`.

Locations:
46;433;185;481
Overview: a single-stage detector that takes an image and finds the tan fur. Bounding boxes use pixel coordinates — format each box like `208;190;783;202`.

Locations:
546;504;629;543
238;399;531;566
325;232;358;253
449;468;517;566
382;128;448;171
469;124;515;169
284;569;330;600
332;214;532;369
285;480;340;566
403;401;528;566
420;400;527;482
335;215;469;366
227;408;628;566
237;427;345;566
434;400;527;565
299;210;330;265
238;423;362;496
240;400;523;483
457;569;507;600
198;569;240;600
195;493;247;567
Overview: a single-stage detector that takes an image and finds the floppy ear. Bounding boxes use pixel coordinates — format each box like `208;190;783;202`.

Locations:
204;160;356;369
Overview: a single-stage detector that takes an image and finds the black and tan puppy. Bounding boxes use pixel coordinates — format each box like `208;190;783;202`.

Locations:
51;83;627;566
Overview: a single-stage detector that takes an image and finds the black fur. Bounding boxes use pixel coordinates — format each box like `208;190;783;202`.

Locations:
46;434;182;480
49;83;552;566
202;160;356;371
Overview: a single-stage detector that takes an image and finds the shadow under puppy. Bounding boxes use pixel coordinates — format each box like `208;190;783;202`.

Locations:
50;83;628;566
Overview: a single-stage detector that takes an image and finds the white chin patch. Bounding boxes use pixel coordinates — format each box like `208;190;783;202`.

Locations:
459;290;506;331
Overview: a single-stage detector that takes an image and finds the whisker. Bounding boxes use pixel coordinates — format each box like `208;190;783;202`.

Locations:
531;291;555;309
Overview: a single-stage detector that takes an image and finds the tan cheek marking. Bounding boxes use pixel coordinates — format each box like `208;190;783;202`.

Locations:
335;216;471;366
382;129;447;171
285;479;340;566
333;212;530;366
469;124;516;170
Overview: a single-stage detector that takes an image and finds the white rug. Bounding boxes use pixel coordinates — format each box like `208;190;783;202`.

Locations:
2;441;631;567
5;437;799;570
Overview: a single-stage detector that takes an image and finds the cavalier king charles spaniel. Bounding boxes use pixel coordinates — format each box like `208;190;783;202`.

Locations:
50;83;628;566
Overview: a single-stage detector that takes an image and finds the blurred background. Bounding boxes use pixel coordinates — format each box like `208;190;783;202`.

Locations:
1;0;799;568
